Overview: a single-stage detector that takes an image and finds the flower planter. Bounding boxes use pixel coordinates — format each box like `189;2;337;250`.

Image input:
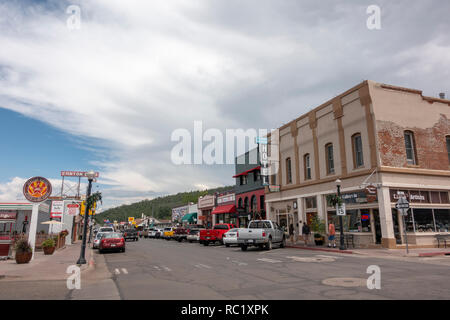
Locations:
15;251;32;264
43;246;55;255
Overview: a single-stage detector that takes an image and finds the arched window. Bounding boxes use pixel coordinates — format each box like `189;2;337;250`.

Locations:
325;143;335;174
286;157;292;184
446;136;450;164
304;153;311;180
404;131;417;165
352;133;364;168
251;195;257;212
238;198;243;209
244;197;249;213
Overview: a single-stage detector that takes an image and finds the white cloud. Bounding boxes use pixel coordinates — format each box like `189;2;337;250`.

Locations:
1;0;449;209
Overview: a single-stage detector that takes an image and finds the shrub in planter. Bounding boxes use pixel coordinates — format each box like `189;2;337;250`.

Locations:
310;215;326;246
14;239;33;264
42;238;56;255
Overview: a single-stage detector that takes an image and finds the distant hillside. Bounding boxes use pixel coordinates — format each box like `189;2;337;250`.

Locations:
96;186;234;223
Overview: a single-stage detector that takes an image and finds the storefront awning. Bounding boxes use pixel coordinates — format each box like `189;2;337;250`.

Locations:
232;166;261;178
181;212;197;222
212;204;236;215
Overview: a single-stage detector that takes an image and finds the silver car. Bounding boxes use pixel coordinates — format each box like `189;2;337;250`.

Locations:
93;232;107;249
223;228;240;247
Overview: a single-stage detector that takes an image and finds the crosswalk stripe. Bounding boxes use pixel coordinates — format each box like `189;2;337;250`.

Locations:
121;268;128;274
114;268;120;274
257;258;283;263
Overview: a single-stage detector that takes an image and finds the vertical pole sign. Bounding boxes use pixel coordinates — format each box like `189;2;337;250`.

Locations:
395;196;410;254
23;177;52;260
257;137;269;186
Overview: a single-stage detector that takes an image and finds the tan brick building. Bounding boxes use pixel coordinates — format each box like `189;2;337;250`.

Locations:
265;80;450;248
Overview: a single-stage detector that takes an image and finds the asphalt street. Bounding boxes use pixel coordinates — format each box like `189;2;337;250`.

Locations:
100;237;450;300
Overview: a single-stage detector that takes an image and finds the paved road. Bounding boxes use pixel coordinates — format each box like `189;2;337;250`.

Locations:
100;237;450;300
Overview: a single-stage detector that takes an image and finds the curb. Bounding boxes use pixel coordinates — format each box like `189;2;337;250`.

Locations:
286;245;354;254
418;251;450;257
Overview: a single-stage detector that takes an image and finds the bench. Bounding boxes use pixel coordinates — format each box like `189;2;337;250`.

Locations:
435;234;450;248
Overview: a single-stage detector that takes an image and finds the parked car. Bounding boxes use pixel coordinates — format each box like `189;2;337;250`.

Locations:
98;232;125;253
186;229;201;242
149;228;159;238
199;223;237;246
142;228;155;238
237;220;286;251
154;228;164;239
163;227;175;240
98;226;115;233
223;228;240;247
174;225;204;242
93;232;107;249
123;228;139;241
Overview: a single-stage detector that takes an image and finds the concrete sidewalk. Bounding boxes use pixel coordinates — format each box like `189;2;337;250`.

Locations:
286;240;450;258
0;241;94;281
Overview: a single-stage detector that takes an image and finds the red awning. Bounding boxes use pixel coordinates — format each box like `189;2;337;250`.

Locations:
211;204;236;215
232;166;261;178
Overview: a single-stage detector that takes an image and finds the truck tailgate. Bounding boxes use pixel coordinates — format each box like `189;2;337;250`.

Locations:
238;229;263;240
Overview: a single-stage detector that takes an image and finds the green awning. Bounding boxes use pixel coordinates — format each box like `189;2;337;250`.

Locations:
181;212;197;222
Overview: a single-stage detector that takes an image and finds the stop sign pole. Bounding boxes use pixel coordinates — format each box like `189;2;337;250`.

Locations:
395;197;410;254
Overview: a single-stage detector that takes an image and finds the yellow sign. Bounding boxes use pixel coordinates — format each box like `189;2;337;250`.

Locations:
80;201;96;216
128;217;135;222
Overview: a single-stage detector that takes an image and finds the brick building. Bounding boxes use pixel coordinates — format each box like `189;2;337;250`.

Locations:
265;80;450;248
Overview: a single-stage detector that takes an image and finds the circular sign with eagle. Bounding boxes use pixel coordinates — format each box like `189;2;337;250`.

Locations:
23;177;52;202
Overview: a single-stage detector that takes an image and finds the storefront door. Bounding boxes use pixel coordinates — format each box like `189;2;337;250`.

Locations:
372;209;382;244
392;209;402;244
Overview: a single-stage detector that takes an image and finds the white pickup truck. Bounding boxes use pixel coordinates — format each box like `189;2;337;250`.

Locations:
237;220;286;251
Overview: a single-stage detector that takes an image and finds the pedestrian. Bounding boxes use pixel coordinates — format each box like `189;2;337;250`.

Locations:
302;223;310;245
328;222;336;248
289;223;294;243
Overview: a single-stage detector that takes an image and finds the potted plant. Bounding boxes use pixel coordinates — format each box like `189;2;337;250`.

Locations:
310;215;326;246
14;239;33;264
42;238;56;255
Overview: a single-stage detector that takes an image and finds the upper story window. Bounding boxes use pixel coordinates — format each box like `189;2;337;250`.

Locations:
325;143;335;174
352;133;364;168
244;197;249;212
251;195;257;212
239;175;248;185
304;154;311;180
404;131;417;165
238;198;243;209
253;170;260;182
446;136;450;164
286;158;292;184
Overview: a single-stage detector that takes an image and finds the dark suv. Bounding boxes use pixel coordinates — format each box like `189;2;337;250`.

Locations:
123;229;139;242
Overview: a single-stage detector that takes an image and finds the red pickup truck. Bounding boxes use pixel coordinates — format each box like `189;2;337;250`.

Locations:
199;223;237;246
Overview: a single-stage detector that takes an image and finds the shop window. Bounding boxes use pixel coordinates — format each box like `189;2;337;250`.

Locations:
352;133;364;168
412;208;435;232
251;195;257;212
404;209;415;232
304;154;311;180
325;143;335;174
404;131;417;165
434;209;449;232
441;192;449;204
447;136;450;164
286;158;292;184
360;209;371;232
260;195;265;213
305;196;317;209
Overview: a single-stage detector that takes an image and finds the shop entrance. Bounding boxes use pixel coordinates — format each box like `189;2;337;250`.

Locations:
372;209;382;244
392;209;402;244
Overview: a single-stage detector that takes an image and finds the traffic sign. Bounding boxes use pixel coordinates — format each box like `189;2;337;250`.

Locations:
395;197;409;210
336;203;346;216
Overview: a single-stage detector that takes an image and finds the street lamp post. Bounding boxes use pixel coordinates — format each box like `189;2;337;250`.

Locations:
77;170;96;265
336;179;346;251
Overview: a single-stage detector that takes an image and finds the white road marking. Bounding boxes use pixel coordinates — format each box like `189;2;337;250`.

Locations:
286;256;336;262
194;264;212;269
114;268;120;274
162;266;171;272
257;258;283;263
153;266;161;270
121;268;128;274
231;260;248;266
316;254;342;259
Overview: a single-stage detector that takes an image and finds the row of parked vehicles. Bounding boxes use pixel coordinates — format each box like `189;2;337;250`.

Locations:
143;220;287;251
92;226;140;253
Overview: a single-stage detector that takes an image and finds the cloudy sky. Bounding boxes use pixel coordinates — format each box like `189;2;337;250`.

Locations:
0;0;449;210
